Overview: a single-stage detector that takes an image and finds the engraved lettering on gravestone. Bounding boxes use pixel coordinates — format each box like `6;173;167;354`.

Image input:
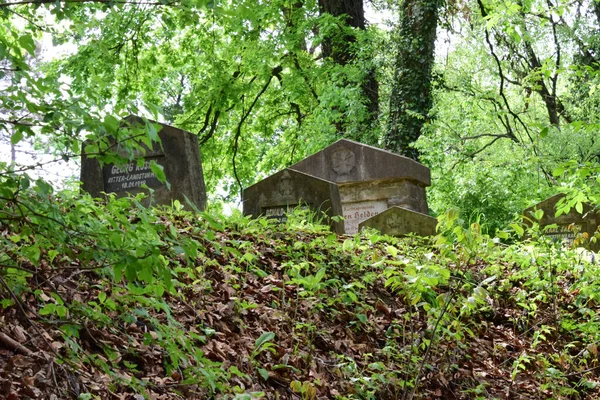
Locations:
265;207;288;223
330;147;356;175
342;200;387;235
103;158;162;193
263;204;309;223
545;224;581;244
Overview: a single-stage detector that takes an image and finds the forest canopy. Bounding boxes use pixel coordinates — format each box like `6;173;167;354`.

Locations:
0;0;599;229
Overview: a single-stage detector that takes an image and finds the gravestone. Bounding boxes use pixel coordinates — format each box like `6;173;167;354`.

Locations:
242;169;344;233
524;194;600;251
358;206;437;237
289;139;431;234
80;115;207;210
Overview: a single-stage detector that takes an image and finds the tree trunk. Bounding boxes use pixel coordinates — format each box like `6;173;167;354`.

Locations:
318;0;365;64
318;0;379;135
385;0;441;160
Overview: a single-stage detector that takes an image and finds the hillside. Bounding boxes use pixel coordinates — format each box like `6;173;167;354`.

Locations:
1;190;600;399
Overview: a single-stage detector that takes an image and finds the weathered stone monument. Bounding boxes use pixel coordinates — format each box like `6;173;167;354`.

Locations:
242;169;345;233
243;139;435;236
80;116;207;210
359;206;437;237
524;194;600;251
289;139;431;234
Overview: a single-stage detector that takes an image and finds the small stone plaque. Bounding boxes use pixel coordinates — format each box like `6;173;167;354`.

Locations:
81;115;207;210
544;224;582;245
342;200;387;234
359;206;437;237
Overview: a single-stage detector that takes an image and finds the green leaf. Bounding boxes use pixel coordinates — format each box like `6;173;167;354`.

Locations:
254;332;275;352
98;291;107;304
552;166;565;176
150;161;166;183
18;34;36;55
24;244;41;264
10;130;23;145
56;305;68;318
201;212;224;232
509;223;524;236
34;179;52;196
39;303;56;316
257;367;269;381
103;115;120;133
386;245;398;257
315;268;326;282
576;202;583;214
356;313;367;324
84;144;99;155
496;231;509;239
48;249;58;263
154;284;165;297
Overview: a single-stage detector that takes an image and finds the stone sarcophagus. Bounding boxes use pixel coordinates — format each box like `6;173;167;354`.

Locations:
243;139;435;236
288;139;431;234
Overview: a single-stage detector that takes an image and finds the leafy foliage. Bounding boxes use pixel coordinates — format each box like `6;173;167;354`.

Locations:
2;186;600;398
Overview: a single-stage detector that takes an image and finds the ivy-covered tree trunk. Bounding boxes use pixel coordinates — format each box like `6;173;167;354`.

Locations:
385;0;441;160
318;0;379;135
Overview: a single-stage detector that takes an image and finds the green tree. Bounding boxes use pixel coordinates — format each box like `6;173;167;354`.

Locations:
417;0;600;229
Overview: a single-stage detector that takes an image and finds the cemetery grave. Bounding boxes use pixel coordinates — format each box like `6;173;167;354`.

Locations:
242;168;345;233
81;115;207;211
524;193;600;251
244;139;436;236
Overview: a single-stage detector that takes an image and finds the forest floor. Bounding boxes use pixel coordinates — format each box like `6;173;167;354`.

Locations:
1;209;600;399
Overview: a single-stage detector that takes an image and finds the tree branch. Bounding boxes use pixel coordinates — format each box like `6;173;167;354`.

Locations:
232;67;279;199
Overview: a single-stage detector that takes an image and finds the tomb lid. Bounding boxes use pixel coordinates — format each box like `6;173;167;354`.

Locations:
289;138;430;186
358;206;437;237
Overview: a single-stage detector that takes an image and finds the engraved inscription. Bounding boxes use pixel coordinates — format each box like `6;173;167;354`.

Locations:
330;147;356;175
263;204;309;223
342;200;387;234
545;224;582;244
103;158;163;193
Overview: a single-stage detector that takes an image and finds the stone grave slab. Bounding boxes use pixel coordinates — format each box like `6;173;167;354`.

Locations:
524;194;599;251
242;169;344;233
289;139;431;234
80;115;207;210
358;206;438;237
